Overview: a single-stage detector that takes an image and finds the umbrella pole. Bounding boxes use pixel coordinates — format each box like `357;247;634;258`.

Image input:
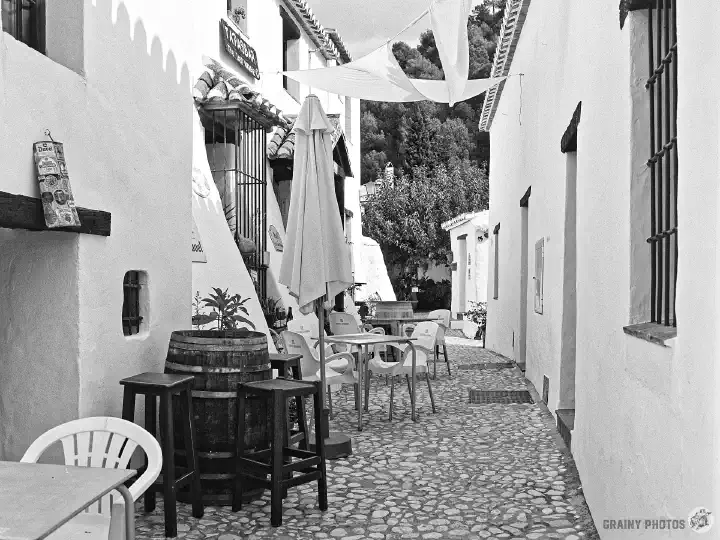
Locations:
310;299;352;460
318;300;327;408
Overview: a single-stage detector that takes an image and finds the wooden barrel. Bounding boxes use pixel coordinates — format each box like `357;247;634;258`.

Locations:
375;300;414;320
164;329;271;506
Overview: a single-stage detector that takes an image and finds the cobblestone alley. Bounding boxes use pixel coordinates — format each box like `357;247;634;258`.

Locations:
135;332;600;540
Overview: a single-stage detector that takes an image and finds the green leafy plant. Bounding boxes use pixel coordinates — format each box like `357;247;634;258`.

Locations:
191;287;256;331
260;296;287;328
230;6;246;25
465;301;487;328
416;278;451;311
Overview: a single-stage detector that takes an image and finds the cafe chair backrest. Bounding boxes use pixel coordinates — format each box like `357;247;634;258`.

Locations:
410;321;441;351
428;309;451;327
282;330;320;377
329;312;361;335
21;416;162;517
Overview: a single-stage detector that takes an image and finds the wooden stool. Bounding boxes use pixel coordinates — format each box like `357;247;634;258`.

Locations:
120;372;204;537
270;353;308;450
233;378;328;526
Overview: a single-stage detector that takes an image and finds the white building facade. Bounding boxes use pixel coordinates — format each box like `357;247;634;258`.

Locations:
0;0;361;461
442;211;490;319
482;0;719;536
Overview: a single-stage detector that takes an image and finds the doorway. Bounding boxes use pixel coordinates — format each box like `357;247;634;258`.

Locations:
458;234;468;313
559;153;577;409
518;187;531;371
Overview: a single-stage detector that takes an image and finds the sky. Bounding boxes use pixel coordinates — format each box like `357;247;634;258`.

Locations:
310;0;485;59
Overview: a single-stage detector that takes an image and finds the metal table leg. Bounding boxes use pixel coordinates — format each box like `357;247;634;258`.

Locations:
357;344;364;431
408;341;417;422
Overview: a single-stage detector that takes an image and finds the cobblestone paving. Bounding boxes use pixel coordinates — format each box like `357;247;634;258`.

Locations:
135;335;599;540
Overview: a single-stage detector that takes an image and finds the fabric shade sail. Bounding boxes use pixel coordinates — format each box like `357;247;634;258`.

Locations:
282;0;505;104
430;0;473;105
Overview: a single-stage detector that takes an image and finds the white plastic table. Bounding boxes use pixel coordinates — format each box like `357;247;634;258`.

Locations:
0;461;136;540
324;333;418;430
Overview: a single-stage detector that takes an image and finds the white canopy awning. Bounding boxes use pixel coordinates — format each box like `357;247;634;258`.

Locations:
282;0;505;105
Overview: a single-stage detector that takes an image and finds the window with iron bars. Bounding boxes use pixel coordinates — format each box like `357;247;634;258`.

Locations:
645;0;677;327
205;108;268;301
1;0;44;52
122;271;143;336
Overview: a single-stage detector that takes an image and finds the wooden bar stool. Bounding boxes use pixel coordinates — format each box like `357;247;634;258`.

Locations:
233;378;328;527
120;372;204;538
270;353;308;449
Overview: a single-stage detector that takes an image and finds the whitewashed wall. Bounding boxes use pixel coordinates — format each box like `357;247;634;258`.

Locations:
191;111;276;351
447;213;489;317
485;0;719;535
0;0;195;458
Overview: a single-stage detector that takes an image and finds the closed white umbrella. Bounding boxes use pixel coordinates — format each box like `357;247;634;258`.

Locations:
279;94;353;407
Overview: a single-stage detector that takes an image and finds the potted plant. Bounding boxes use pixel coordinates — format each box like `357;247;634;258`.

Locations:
192;288;256;331
465;301;487;344
168;287;268;505
230;6;246;27
260;296;287;330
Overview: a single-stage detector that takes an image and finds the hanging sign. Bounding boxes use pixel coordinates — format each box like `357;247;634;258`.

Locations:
220;19;260;79
191;219;207;262
269;224;283;252
33;139;81;228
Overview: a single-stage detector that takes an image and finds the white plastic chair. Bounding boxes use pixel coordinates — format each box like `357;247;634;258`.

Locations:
366;321;439;420
282;330;359;416
329;311;386;356
287;318;335;357
428;309;452;378
21;416;162;540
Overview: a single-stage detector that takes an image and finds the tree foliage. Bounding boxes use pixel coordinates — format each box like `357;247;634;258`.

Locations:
360;1;506;180
360;1;503;278
362;160;489;273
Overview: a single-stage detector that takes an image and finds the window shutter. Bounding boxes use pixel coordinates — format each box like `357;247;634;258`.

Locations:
534;238;544;314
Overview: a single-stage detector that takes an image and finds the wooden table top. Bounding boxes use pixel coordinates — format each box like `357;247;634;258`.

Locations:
0;461;135;540
324;334;417;346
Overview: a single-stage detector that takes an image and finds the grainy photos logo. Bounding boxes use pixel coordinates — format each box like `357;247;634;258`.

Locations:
688;507;714;534
602;508;713;534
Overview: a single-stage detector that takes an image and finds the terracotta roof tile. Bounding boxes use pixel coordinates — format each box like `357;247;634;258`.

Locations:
193;59;291;129
268;114;345;160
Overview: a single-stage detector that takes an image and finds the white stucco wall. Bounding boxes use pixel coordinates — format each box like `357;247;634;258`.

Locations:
447;212;489;317
485;0;719;535
190;111;276;352
0;0;196;458
355;237;397;303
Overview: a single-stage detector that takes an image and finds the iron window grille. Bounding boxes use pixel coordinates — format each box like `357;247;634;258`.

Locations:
646;0;677;327
1;0;44;53
205;108;268;301
122;271;143;336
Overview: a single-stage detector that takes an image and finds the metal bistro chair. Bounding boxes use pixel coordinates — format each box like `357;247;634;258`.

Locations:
282;330;359;416
366;321;439;420
21;416;163;540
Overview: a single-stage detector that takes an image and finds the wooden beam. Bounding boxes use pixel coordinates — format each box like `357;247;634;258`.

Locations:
519;185;532;207
0;191;111;236
620;0;651;29
561;101;582;153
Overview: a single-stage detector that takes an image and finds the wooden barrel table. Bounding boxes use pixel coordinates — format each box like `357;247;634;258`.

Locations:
164;329;271;506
